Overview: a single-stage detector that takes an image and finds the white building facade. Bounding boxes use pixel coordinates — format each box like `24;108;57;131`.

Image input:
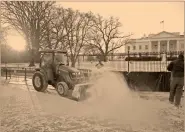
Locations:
125;31;184;53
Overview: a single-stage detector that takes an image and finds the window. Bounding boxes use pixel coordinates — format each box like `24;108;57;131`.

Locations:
151;41;158;51
133;46;136;50
181;43;184;49
145;45;148;50
160;40;167;52
139;45;142;50
154;44;158;48
169;40;177;51
127;46;130;51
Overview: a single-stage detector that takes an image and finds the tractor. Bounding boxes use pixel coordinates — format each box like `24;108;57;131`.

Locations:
32;49;92;101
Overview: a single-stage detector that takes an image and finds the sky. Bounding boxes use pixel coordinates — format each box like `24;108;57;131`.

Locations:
6;2;184;52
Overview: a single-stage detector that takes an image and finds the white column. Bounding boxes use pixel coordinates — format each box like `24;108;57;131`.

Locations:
167;40;169;52
176;40;180;51
148;41;151;52
158;41;160;52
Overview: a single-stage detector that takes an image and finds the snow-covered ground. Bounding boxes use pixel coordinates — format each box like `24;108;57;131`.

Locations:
0;71;184;132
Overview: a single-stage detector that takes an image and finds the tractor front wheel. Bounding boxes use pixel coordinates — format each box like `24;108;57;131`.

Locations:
32;71;48;92
56;82;69;97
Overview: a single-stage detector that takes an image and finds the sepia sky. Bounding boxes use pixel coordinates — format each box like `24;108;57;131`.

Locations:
6;2;184;51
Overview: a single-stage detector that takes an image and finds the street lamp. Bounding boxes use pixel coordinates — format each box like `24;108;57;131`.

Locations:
128;49;130;72
5;41;7;68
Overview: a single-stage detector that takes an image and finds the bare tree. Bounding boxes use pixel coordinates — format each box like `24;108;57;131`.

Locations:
87;15;132;62
0;26;10;45
61;8;94;67
0;26;10;64
83;45;100;55
39;6;67;50
1;1;55;66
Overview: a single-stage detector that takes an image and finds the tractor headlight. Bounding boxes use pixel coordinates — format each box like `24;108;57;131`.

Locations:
71;72;80;77
71;72;81;79
72;72;76;76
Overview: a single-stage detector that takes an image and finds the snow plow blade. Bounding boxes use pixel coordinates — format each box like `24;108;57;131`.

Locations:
71;83;93;101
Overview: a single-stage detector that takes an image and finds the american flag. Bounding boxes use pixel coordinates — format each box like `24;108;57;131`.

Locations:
160;20;164;24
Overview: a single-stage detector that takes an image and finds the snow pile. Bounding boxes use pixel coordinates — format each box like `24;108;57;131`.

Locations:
36;68;163;128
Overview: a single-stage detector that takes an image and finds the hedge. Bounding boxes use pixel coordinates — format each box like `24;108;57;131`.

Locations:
125;57;161;61
125;57;178;61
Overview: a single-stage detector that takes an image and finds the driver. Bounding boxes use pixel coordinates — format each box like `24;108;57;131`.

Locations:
52;54;61;79
52;53;68;79
55;53;66;65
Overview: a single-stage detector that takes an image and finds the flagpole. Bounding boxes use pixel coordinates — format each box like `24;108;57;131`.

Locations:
160;21;164;31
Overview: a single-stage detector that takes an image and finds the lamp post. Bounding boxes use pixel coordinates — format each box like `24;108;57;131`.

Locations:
5;41;7;68
128;49;130;73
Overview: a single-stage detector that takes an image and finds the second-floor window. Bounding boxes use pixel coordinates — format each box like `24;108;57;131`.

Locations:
128;46;130;51
151;41;158;51
139;45;142;50
169;40;177;51
180;43;184;49
133;46;136;50
145;45;148;50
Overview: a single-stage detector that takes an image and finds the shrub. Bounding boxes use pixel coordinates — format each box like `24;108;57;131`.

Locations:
125;56;161;61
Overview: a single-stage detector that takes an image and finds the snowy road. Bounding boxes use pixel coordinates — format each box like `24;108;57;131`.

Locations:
0;77;184;132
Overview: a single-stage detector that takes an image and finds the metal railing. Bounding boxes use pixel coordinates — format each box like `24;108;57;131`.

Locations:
1;66;92;83
1;51;183;81
77;51;184;72
1;67;35;81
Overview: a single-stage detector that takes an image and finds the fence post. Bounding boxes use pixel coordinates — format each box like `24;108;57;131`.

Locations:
6;68;7;80
83;55;84;61
159;52;161;72
128;50;130;72
25;68;27;81
9;68;11;79
165;51;168;72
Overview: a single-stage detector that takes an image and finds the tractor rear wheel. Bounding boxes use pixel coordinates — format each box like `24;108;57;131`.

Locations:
32;71;48;92
56;82;69;97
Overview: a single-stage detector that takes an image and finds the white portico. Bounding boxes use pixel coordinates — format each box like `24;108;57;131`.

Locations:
125;31;184;53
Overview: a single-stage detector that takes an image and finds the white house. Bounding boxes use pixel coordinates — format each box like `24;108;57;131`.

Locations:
125;31;184;53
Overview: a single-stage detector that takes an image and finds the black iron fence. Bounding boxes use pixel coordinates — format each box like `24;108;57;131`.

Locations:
1;67;35;81
1;51;184;86
1;66;92;82
2;51;183;92
77;51;184;72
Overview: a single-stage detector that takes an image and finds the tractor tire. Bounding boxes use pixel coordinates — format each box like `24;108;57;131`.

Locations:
32;71;48;92
56;82;69;97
